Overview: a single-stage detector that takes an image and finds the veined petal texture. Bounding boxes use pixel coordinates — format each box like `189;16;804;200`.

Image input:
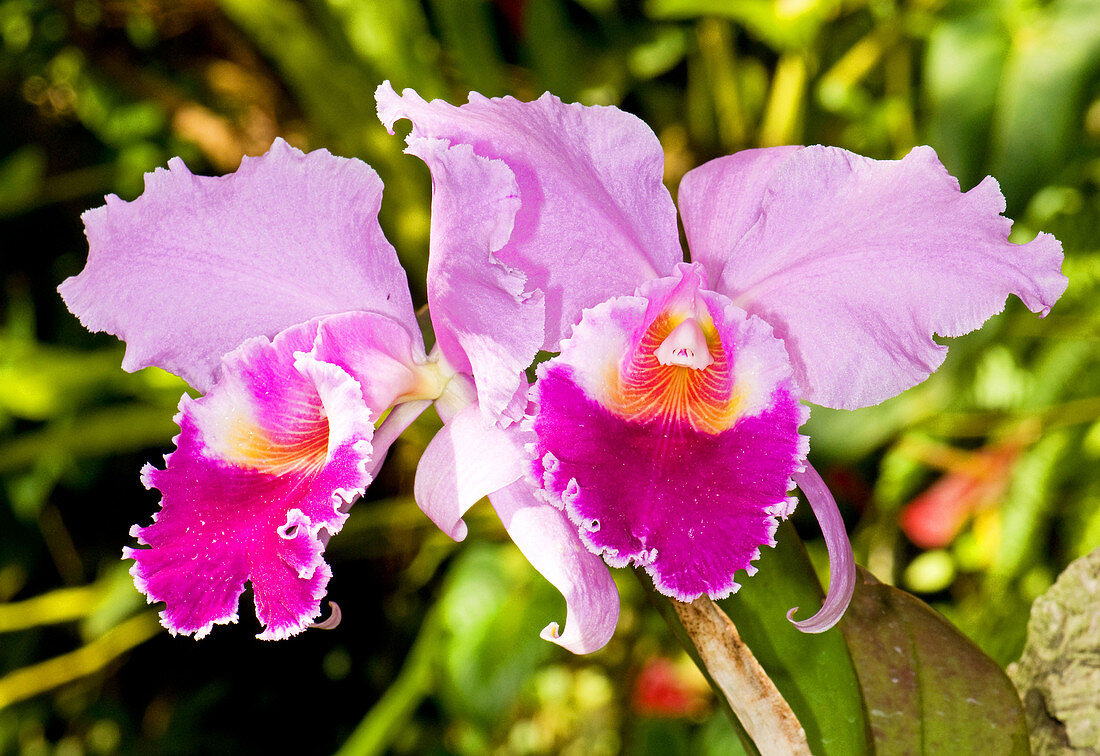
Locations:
377;83;682;416
402;134;542;421
129;319;374;640
679;145;1068;410
532;265;808;601
60;139;417;393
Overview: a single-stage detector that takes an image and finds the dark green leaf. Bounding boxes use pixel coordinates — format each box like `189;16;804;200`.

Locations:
427;0;508;96
840;567;1030;755
923;13;1009;187
650;521;871;756
0;145;45;217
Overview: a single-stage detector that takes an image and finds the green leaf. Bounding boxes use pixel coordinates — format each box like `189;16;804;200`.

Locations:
923;13;1010;187
650;521;871;755
715;521;872;756
334;606;442;756
522;0;585;100
0;404;179;474
436;544;558;727
427;0;507;96
989;0;1100;206
840;567;1030;755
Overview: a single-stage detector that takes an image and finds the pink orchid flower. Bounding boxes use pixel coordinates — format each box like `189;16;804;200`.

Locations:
59;139;616;648
377;83;1067;634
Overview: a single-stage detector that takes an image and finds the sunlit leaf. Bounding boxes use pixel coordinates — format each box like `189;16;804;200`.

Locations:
629;26;690;81
990;0;1100;206
646;0;838;51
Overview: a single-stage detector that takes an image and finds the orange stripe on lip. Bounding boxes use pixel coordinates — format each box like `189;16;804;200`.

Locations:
606;310;741;435
219;411;330;475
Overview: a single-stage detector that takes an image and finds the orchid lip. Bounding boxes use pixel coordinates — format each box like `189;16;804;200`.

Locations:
532;269;808;604
655;318;714;369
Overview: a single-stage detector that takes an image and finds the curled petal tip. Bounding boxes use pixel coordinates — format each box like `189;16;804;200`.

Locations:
309;601;342;631
490;480;620;655
412;403;524;541
788;463;857;633
451;519;469;542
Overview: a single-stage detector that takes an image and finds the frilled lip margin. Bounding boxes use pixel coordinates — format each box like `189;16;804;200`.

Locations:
127;320;377;640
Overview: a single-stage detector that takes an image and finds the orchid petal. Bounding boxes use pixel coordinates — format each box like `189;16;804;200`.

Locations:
678;146;802;280
413;402;525;541
366;399;434;480
312;311;440;417
488;479;620;654
402;135;543;421
532;267;808;601
129;318;374;639
787;464;856;633
60;139;416;393
680;145;1068;409
377;83;682;392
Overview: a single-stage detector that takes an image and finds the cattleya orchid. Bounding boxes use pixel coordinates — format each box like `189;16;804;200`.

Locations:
376;83;1066;633
58;139;615;646
59;82;1066;653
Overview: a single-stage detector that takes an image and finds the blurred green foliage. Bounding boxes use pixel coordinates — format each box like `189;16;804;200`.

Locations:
2;0;1099;753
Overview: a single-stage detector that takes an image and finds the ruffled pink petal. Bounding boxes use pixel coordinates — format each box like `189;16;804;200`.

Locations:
413;402;526;541
532;265;808;601
680;145;1068;410
60;139;418;393
489;479;620;654
312;311;438;417
403;135;543;421
787;464;856;633
128;319;374;639
377;83;682;416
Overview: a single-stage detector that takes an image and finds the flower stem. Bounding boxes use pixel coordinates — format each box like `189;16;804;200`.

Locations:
672;596;812;756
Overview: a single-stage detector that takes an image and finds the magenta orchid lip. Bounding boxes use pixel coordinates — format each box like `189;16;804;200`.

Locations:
531;263;810;612
58;83;1067;652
